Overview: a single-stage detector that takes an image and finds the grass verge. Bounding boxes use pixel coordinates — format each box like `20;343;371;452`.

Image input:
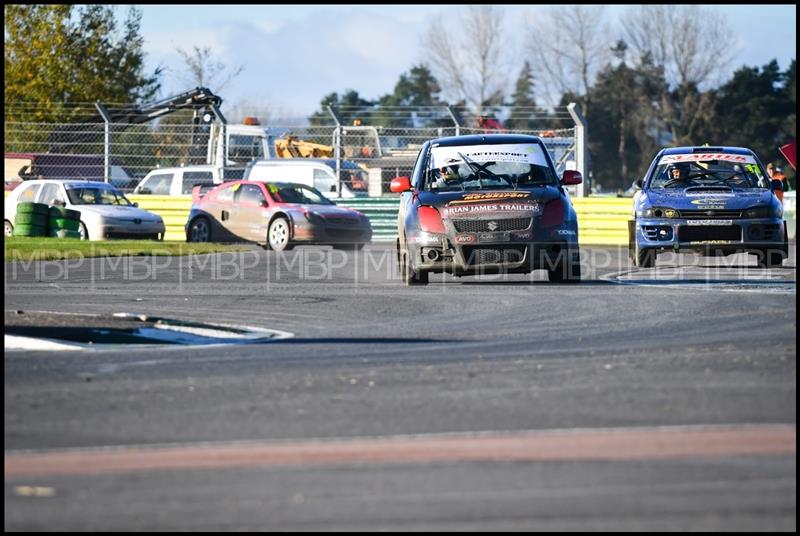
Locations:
5;237;253;262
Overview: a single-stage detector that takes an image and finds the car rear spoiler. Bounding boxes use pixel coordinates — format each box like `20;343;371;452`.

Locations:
191;184;206;203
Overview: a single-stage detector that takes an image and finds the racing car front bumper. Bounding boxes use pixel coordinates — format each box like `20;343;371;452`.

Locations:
633;217;788;255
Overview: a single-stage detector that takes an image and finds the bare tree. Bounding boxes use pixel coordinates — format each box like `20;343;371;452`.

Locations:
174;45;244;92
621;5;737;144
524;5;611;113
421;5;508;117
622;5;737;90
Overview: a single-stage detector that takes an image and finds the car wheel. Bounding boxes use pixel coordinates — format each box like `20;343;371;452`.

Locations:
401;249;429;286
267;217;293;251
547;248;581;283
78;221;90;241
635;245;656;268
4;220;13;238
188;217;211;242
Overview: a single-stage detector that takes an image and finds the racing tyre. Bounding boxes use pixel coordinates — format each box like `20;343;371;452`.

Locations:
267;217;295;251
636;246;656;268
547;248;582;283
14;212;47;226
401;250;429;286
187;217;211;242
13;224;47;237
48;217;81;231
4;220;13;238
16;202;49;216
49;206;81;220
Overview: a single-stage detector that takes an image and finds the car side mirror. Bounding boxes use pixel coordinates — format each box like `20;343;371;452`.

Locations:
561;170;582;185
635;178;644;189
770;179;785;191
133;202;139;208
260;200;269;208
330;185;336;192
53;199;66;207
390;176;412;193
138;188;151;195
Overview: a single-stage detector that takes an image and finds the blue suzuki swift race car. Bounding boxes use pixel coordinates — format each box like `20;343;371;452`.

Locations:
629;146;788;268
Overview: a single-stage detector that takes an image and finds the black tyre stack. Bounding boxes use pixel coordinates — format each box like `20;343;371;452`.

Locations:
13;202;49;237
48;206;82;239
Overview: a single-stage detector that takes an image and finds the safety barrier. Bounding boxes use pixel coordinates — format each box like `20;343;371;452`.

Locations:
128;195;193;242
783;191;796;240
572;197;632;245
336;196;634;245
8;193;636;245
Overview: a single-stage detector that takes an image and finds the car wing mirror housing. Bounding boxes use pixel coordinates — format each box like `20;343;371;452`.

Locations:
390;176;412;193
561;170;583;185
770;179;785;191
635;178;644;189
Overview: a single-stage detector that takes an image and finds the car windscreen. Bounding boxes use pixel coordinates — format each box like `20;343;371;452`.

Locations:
649;153;769;189
65;186;133;205
423;142;558;192
267;183;333;205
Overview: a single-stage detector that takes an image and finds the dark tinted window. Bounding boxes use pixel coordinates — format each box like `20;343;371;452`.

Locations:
236;184;266;205
182;171;215;194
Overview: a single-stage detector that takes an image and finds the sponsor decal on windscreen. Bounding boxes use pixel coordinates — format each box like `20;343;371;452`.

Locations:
658;153;756;165
429;144;548;169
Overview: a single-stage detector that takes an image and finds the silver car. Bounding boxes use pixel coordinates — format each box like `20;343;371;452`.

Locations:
5;180;165;240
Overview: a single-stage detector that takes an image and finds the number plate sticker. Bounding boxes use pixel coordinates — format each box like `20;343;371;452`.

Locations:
477;232;510;242
686;220;733;226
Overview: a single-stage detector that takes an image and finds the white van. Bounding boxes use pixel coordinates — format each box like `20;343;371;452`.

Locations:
133;165;223;196
243;159;369;199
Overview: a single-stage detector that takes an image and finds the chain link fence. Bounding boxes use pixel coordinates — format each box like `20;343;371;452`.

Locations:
5;104;583;195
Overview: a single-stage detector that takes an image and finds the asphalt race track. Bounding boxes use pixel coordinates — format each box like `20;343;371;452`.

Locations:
4;244;797;531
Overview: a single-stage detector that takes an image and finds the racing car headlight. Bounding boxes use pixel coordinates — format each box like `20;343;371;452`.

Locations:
744;205;781;218
637;207;678;218
418;206;445;234
303;210;324;225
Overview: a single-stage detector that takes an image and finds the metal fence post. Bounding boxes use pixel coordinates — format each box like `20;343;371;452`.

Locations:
327;105;343;197
95;102;112;183
210;104;227;178
447;104;463;136
567;103;588;197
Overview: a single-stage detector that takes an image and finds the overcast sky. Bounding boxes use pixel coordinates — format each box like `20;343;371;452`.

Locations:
135;4;797;119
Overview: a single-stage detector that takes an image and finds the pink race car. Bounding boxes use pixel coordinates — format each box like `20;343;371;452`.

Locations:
185;180;372;251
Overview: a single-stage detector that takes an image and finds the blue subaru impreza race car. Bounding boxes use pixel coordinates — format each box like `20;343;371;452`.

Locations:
629;146;788;268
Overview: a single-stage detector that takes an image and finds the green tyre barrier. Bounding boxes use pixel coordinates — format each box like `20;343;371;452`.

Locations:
48;206;81;220
13;224;47;237
49;229;82;239
15;212;48;226
17;202;49;215
48;217;81;231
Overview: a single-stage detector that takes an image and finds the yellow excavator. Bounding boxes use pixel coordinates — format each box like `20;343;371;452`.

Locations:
273;134;334;159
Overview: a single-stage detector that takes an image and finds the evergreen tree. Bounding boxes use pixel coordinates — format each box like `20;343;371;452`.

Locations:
710;60;795;165
506;61;536;131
